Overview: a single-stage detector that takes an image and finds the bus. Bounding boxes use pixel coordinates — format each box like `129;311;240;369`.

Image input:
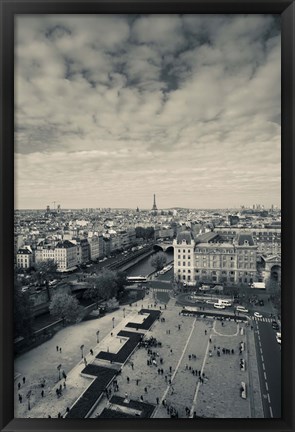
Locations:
126;276;147;284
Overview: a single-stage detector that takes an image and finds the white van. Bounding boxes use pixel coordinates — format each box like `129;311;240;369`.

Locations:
214;303;225;309
218;299;232;307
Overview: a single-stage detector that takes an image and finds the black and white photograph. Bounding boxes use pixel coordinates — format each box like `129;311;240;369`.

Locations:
13;13;282;420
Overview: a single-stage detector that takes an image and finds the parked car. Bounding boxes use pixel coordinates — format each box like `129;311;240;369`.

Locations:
254;312;263;318
236;306;249;313
272;321;279;330
276;332;281;344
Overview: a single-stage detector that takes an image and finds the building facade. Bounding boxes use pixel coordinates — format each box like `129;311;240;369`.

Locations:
173;231;196;284
173;231;257;286
55;240;78;272
16;248;33;269
88;235;104;260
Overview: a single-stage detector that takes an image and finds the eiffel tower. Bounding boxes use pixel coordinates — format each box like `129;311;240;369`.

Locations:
152;194;157;211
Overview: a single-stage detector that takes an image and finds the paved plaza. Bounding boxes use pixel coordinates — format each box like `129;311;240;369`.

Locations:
14;291;263;419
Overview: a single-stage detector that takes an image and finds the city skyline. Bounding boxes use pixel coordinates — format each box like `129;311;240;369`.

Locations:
15;14;281;209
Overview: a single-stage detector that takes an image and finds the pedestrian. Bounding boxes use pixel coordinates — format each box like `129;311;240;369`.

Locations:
66;407;70;413
131;362;134;370
205;330;207;335
144;387;148;393
56;346;59;352
169;366;172;373
198;370;201;376
90;349;93;355
170;349;173;353
140;395;144;402
22;377;26;384
58;412;61;418
231;349;234;354
156;397;159;404
209;337;212;343
111;332;113;336
188;354;191;360
59;384;62;393
63;381;66;388
161;368;164;375
136;379;139;386
59;347;62;353
48;415;51;418
18;394;22;403
125;392;128;399
127;376;130;383
18;382;21;390
62;371;67;380
41;390;44;397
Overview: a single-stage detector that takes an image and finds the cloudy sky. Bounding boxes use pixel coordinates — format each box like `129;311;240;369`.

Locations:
15;14;281;210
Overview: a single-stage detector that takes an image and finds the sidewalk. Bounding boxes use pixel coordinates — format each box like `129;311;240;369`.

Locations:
14;297;263;419
14;298;152;418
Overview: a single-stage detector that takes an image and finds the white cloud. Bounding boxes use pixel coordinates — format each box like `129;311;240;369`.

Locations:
15;14;281;209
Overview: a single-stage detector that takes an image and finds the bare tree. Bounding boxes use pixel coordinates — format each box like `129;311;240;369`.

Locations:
150;253;167;271
49;292;83;324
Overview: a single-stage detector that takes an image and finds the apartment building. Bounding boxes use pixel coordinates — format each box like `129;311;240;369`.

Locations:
16;247;33;269
173;230;257;286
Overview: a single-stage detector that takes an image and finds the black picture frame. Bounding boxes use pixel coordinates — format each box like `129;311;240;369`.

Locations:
1;1;294;432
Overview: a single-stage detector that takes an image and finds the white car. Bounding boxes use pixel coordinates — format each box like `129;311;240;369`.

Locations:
214;303;225;309
254;312;263;318
236;306;249;313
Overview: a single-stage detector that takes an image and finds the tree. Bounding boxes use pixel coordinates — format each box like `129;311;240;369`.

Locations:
14;277;34;339
135;226;155;240
150;252;167;271
115;270;127;298
49;292;83;324
84;269;118;308
32;260;58;300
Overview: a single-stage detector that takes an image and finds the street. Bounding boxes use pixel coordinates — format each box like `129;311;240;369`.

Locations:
253;319;281;418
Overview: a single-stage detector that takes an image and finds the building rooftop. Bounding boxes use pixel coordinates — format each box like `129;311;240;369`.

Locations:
176;230;194;244
234;232;255;246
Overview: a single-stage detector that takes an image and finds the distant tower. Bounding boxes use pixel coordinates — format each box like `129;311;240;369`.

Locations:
152;194;157;211
136;206;139;213
57;204;61;213
46;205;50;213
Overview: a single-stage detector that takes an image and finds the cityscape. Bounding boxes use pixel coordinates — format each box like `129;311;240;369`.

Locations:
14;14;281;420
